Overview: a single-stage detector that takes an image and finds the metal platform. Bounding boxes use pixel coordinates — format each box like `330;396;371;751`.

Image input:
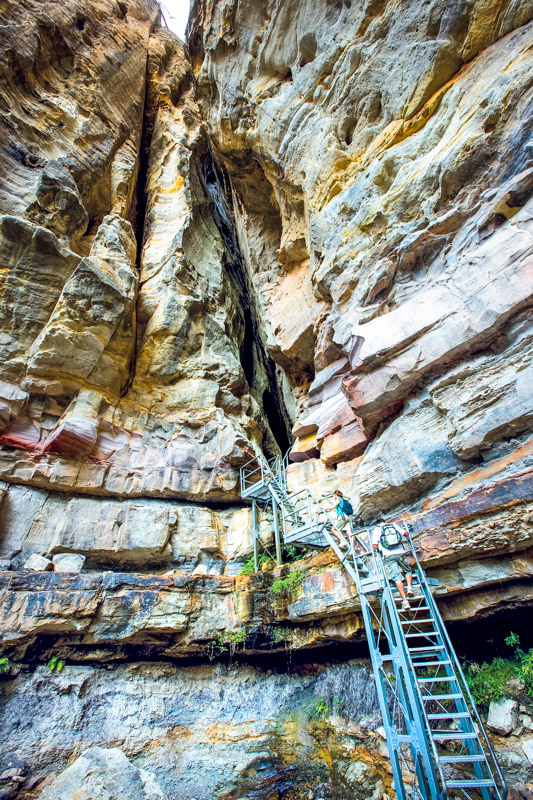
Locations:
240;453;507;800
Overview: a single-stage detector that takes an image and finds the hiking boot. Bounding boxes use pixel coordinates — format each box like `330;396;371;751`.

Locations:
401;599;411;610
407;589;415;597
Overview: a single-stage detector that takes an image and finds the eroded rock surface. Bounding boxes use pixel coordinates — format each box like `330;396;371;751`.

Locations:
0;1;532;798
188;0;533;536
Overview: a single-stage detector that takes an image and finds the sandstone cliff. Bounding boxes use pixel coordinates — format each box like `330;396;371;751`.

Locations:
0;0;532;798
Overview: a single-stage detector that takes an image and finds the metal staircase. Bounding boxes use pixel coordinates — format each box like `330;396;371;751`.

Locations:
240;453;507;800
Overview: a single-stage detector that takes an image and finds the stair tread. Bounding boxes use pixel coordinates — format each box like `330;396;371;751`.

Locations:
412;660;452;667
439;755;487;763
422;693;463;701
427;711;471;719
418;676;458;683
401;618;435;624
432;732;479;741
445;780;495;788
405;631;439;637
408;645;446;652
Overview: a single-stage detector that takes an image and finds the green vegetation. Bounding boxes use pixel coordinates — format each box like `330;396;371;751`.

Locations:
464;632;533;708
207;630;247;660
0;657;9;674
310;695;345;720
241;543;307;575
312;698;330;718
241;553;271;575
517;644;533;696
465;658;520;707
271;568;304;598
47;655;66;673
504;631;520;648
282;544;307;562
271;626;296;644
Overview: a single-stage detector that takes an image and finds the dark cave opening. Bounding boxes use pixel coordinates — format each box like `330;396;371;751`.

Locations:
200;147;292;455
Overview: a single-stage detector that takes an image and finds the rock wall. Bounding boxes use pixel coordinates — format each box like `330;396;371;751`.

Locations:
188;0;533;598
0;0;533;798
1;660;531;800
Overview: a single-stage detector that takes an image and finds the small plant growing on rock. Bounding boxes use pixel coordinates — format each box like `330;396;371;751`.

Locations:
47;655;66;673
271;568;304;598
282;544;307;562
0;657;9;674
207;630;247;660
504;631;520;647
311;698;329;718
271;626;295;645
241;553;271;575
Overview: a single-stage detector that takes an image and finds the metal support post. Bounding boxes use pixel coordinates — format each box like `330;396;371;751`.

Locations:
252;499;259;573
272;496;282;566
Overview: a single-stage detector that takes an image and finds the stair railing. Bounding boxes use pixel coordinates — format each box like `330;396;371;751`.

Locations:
406;534;508;800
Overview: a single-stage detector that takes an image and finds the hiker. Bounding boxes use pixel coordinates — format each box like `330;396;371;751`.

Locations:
372;518;414;610
323;490;354;549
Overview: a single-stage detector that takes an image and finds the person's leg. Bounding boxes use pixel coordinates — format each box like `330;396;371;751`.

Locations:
396;579;407;600
387;557;411;609
406;572;414;594
331;526;346;546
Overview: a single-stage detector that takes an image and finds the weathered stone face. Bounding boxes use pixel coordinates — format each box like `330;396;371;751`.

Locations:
187;0;533;574
0;2;532;797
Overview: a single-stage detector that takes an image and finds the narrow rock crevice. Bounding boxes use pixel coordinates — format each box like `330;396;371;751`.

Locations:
200;146;293;455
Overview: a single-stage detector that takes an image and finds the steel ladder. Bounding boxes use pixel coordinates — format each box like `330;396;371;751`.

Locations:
240;453;507;800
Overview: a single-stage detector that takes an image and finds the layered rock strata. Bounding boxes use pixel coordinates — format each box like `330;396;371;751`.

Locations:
188;0;533;600
0;662;532;800
0;1;533;798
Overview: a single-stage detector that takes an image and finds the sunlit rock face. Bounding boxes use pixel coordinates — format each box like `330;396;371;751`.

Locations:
0;0;529;658
189;0;533;561
0;2;533;799
0;1;291;586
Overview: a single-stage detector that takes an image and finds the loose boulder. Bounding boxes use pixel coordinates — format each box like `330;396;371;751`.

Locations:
37;746;164;800
23;554;52;572
52;553;86;573
487;697;518;736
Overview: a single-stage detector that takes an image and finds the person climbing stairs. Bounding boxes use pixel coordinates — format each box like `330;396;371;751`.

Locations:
240;452;507;800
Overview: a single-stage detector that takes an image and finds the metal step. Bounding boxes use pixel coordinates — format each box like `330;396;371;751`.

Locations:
439;755;487;764
445;779;496;789
408;645;446;652
431;732;479;741
418;676;458;683
412;659;452;667
427;711;471;719
401;617;434;625
394;594;425;602
405;631;440;638
421;693;463;701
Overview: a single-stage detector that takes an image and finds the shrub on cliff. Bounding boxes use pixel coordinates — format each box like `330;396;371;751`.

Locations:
464;633;533;707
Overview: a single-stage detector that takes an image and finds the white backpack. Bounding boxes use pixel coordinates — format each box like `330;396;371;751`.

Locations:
379;523;404;549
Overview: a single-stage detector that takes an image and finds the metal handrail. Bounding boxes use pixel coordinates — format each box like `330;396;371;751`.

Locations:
407;534;508;800
377;543;449;797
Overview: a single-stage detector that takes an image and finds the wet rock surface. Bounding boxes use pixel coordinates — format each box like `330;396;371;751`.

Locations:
0;662;532;800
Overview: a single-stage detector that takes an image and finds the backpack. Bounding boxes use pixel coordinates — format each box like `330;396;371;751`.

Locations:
338;497;353;515
379;523;404;549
